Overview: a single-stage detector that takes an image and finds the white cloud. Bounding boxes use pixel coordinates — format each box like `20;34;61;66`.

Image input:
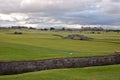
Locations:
11;13;29;21
0;14;14;21
0;13;28;21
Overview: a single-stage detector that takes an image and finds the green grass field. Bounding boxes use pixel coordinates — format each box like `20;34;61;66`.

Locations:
0;29;120;80
0;65;120;80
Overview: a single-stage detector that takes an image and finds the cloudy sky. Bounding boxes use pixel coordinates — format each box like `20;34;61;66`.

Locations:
0;0;120;29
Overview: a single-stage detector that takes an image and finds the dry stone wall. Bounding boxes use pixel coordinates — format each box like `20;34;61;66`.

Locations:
0;53;120;75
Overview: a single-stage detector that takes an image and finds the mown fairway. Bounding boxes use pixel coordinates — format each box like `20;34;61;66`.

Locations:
0;29;120;80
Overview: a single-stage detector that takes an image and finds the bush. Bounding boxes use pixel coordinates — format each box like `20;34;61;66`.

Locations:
14;32;23;35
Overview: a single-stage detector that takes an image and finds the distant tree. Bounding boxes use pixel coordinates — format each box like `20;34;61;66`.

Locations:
44;28;48;31
11;26;28;29
50;27;55;30
62;27;65;31
40;29;44;31
81;27;104;31
29;27;36;30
